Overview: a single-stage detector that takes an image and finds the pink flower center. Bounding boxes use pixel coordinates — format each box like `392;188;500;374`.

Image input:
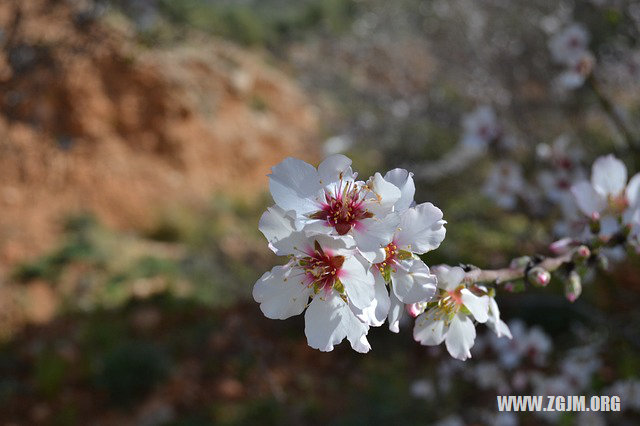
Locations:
556;178;571;190
568;36;581;49
300;243;344;292
447;289;464;306
376;242;398;272
608;193;629;213
310;181;373;235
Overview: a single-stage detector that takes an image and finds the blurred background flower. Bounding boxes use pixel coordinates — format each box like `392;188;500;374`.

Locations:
0;0;639;424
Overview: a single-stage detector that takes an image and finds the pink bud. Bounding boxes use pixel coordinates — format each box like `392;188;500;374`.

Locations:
536;271;551;286
527;266;550;287
577;246;590;258
591;211;601;222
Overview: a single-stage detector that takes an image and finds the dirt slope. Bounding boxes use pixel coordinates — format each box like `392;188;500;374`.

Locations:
0;0;319;270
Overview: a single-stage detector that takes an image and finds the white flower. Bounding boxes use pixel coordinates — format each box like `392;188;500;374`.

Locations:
413;266;491;360
536;135;585;168
553;52;595;91
268;155;401;257
253;233;374;353
364;203;446;331
537;136;586;204
549;24;590;66
258;155;448;352
570;155;640;239
484;161;526;209
461;106;500;150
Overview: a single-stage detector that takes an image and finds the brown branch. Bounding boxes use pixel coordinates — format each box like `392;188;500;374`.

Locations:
461;249;575;285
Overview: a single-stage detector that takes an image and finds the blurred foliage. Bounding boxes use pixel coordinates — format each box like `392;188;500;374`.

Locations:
112;0;358;48
12;193;272;311
2;0;640;424
96;341;170;406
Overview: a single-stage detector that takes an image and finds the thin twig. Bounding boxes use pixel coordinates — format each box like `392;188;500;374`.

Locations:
460;249;575;285
587;74;639;153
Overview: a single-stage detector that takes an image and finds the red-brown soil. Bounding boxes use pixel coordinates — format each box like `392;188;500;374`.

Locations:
0;0;319;272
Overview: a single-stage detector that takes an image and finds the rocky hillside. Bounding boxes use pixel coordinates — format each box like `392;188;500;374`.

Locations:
0;0;319;271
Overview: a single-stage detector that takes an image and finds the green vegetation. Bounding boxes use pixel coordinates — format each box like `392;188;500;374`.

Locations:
12;194;270;312
127;0;358;48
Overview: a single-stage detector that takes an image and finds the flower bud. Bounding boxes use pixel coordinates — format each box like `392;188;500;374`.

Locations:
589;212;601;234
572;245;591;263
527;266;551;287
564;270;582;303
549;238;573;255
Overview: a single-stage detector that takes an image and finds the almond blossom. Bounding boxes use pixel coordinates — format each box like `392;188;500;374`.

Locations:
483;161;526;209
570;154;640;240
412;266;492;360
257;155;448;353
549;23;594;90
374;203;447;331
460;105;501;150
548;23;590;67
268;154;400;258
253;232;374;353
554;52;594;90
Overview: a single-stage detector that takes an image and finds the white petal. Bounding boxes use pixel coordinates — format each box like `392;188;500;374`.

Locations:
391;259;437;304
571;181;606;216
486;298;512;339
384;168;415;212
555;70;586;90
387;292;404;333
304;292;370;353
460;289;490;323
269;157;321;215
495;320;512;340
258;206;305;255
363;173;402;216
354;272;390;327
445;314;476;361
413;310;446;346
317;154;355;185
253;264;312;320
626;173;640;208
359;247;386;264
395;203;447;254
352;214;399;252
599;215;620;239
592;155;627;197
432;265;465;291
340;255;375;309
314;233;358;253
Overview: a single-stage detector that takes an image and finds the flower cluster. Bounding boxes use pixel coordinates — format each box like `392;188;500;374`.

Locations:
548;23;594;91
254;155;512;359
